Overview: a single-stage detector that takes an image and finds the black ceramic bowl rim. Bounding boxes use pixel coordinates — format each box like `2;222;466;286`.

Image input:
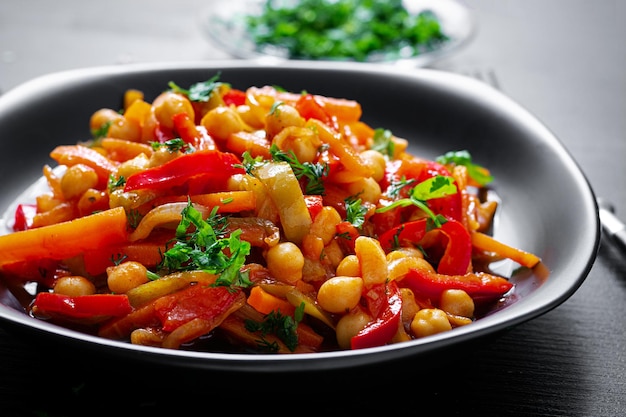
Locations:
0;60;600;372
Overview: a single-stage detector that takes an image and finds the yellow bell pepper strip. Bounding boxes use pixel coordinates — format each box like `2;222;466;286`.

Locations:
0;206;128;267
471;231;541;269
351;280;402;350
401;268;514;304
32;293;132;320
253;161;312;244
123;149;244;196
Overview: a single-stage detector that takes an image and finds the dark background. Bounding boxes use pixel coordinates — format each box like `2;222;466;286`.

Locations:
0;1;624;415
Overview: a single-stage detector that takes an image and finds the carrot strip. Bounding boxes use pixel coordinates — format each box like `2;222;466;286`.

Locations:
247;285;296;316
0;207;128;266
471;231;541;269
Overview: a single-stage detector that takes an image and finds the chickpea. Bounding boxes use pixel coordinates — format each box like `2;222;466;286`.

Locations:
266;242;305;284
106;261;150;294
410;308;452;338
440;289;475;318
200;106;245;142
336;254;360;277
272;126;321;163
359;149;386;182
90;108;122;134
54;276;96;297
355;236;387;287
60;164;99;200
309;206;342;245
317;276;364;314
152;91;195;129
117;153;150;179
346;177;381;204
335;307;371;349
265;103;305;139
108;116;141;141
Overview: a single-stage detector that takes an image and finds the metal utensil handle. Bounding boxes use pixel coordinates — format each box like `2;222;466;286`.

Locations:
598;198;626;251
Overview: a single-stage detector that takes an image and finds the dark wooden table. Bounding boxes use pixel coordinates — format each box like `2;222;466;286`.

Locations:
1;1;624;415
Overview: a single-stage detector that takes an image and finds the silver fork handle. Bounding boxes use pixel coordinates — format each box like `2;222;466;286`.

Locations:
598;198;626;251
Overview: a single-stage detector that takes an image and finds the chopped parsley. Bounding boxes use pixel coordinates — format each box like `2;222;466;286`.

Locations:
245;0;449;62
245;302;305;352
345;195;367;229
158;200;252;288
151;138;195;154
168;73;224;102
371;128;394;157
270;144;329;195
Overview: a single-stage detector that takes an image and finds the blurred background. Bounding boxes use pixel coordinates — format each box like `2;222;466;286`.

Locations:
1;0;624;204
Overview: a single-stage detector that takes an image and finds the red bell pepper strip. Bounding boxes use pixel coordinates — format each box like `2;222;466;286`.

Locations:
378;218;472;275
123;149;244;195
401;268;514;303
336;220;361;253
153;284;244;332
295;93;335;127
351;280;402;350
222;88;247;107
426;220;472;275
304;195;324;220
13;203;37;231
378;218;428;252
33;292;133;319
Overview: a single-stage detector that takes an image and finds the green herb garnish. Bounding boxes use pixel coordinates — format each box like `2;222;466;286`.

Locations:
270;144;328;195
436;150;494;186
376;175;456;227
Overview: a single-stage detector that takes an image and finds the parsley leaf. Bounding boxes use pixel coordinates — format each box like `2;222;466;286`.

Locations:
376;175;457;227
436;150;494;186
168;73;223;102
270;144;329;195
150;138;195;154
245;302;305;352
371;128;395;157
345;195;367;229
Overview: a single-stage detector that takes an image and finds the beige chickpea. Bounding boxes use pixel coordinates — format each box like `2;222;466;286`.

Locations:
310;206;342;245
106;261;150;294
54;276;96;297
336;254;360;277
116;153;151;179
108;116;141;141
359;149;386;182
266;242;305;284
440;289;475;318
410;308;452;338
90;108;122;134
335;307;371;349
272;126;321;163
265;103;305;139
60;164;99;200
200;106;245;142
355;236;387;287
152;91;195;129
346;178;381;204
317;276;364;314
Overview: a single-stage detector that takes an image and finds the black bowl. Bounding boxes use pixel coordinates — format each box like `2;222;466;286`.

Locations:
0;61;599;372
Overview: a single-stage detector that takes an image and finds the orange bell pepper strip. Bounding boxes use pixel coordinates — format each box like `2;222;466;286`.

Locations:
50;145;118;187
0;206;128;266
471;231;541;269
